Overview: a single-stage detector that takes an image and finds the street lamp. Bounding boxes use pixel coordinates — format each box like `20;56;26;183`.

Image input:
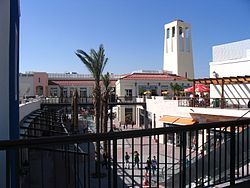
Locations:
213;71;219;78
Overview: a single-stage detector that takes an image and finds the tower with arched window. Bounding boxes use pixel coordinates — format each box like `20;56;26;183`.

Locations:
163;20;194;79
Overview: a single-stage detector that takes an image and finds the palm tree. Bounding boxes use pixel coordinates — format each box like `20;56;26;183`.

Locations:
170;82;183;98
76;44;108;133
75;44;108;176
101;72;112;153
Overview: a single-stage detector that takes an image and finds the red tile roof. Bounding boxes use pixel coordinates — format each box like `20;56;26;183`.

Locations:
120;73;188;81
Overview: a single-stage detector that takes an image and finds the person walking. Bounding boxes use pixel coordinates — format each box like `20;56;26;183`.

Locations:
151;156;157;175
131;121;134;129
125;152;130;169
145;157;151;173
102;152;108;169
134;151;140;169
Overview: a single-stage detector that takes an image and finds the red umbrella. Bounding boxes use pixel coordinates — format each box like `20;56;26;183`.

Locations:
184;84;210;93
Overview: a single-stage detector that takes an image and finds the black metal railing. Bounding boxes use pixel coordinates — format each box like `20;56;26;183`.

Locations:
1;119;250;187
41;96;141;105
178;97;250;109
41;97;94;104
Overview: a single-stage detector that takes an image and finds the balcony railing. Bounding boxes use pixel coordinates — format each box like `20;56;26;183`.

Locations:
41;96;142;105
1;117;250;187
178;97;250;109
41;97;94;104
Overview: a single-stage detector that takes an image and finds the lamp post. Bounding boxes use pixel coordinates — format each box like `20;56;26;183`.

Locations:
213;71;219;78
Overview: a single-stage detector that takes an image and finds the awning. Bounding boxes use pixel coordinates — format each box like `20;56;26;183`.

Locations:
159;116;197;125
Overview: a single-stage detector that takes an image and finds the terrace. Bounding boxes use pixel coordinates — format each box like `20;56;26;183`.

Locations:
1;97;250;187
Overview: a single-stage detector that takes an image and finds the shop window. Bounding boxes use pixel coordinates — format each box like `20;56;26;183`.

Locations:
125;108;133;124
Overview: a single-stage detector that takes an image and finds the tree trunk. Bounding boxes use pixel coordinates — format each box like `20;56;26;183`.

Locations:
103;96;109;153
94;84;101;176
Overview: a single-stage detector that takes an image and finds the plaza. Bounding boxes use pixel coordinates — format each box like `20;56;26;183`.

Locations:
1;1;250;187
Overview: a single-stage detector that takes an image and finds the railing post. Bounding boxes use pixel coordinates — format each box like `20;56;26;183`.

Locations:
182;131;187;188
113;139;117;188
110;106;113;132
230;125;235;186
143;103;148;129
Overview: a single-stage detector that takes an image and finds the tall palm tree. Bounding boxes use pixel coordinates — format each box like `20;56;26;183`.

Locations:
101;72;112;153
75;44;108;176
170;82;183;97
76;44;108;133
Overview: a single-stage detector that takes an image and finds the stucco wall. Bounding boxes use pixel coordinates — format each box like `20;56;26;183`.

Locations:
210;41;250;102
213;39;250;62
19;74;34;97
0;1;10;186
19;100;41;122
33;72;48;96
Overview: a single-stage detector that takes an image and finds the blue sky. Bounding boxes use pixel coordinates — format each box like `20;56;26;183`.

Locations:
20;0;250;78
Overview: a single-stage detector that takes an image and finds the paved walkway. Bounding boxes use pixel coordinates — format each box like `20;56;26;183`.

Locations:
23;115;182;188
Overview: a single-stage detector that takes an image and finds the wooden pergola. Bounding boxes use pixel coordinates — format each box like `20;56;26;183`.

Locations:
188;75;250;108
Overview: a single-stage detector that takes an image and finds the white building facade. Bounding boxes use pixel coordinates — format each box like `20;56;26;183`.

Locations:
209;39;250;103
115;71;192;125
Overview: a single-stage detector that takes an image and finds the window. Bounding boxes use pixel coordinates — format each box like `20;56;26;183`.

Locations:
166;28;170;38
125;89;132;101
172;26;175;37
50;87;58;96
70;88;74;97
38;77;41;83
63;88;68;97
125;89;132;96
125;108;133;124
80;88;87;97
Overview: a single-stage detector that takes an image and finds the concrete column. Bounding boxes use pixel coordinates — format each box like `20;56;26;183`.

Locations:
0;1;20;187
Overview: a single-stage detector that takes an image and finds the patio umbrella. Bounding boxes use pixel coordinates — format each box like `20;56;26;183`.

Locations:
161;90;168;95
184;84;210;93
143;90;151;95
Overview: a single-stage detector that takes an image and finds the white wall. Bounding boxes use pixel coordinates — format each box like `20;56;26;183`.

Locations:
0;0;10;187
210;39;250;102
142;97;192;128
145;97;250;125
19;74;34;98
19;100;41;122
210;58;250;78
213;39;250;62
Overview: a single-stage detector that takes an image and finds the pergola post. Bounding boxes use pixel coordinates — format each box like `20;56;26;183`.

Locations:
192;80;195;107
221;79;225;109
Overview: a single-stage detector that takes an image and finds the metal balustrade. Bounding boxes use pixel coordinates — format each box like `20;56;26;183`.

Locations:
40;96;141;105
1;118;250;187
178;97;250;109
